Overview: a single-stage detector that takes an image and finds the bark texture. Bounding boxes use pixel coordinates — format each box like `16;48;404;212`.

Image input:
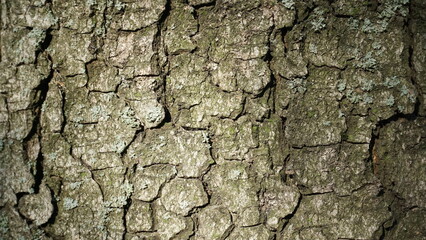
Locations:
1;0;425;239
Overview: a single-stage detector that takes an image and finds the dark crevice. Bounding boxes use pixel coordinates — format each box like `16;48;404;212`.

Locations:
122;198;132;239
267;84;277;117
280;27;293;55
187;217;197;239
279;193;302;234
190;6;200;39
407;41;414;72
117;24;156;33
302;191;334;197
368;119;420;236
83;59;96;89
120;127;144;158
24;68;53;143
406;2;423;117
191;1;216;9
22;62;54;196
35;29;53;64
333;14;354;19
255;74;275;101
90;166;121;171
32;143;44;193
90;172;105;207
153;0;171;54
59;87;66;134
309;61;347;70
152;0;173;129
368;126;379;176
376;103;419;129
377;190;411;240
181;126;208;131
220;223;235;240
134;162;178;170
156;106;172;128
379;218;397;240
40;186;59;227
98;0;108;38
87;89;117;94
230;97;247;121
15;200;34;225
376;3;424;238
261;48;273;63
69;121;98;125
291;142;340;149
133;74;162;78
280;146;292;183
259;19;276;106
14;192;28;206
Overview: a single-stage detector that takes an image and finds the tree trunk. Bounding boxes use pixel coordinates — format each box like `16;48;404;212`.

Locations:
1;0;425;239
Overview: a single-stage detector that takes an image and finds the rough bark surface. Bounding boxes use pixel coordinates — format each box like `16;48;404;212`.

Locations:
1;0;425;239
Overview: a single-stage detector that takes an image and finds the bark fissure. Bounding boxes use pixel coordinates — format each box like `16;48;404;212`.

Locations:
1;0;425;239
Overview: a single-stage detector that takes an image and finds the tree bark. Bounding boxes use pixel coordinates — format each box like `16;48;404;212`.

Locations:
1;0;425;239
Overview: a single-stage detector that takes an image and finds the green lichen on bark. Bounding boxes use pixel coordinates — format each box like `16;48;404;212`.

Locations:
1;0;425;239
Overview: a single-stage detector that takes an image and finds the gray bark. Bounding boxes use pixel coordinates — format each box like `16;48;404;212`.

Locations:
1;0;425;239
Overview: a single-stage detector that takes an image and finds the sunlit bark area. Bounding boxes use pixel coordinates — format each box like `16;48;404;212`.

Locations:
1;0;425;239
